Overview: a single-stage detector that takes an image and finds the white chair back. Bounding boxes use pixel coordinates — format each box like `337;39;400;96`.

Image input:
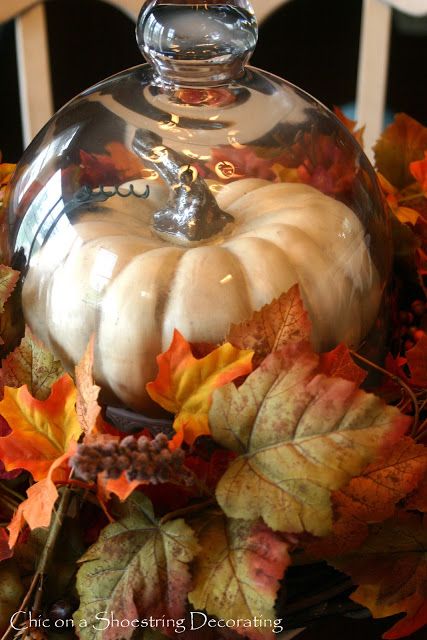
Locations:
1;0;427;156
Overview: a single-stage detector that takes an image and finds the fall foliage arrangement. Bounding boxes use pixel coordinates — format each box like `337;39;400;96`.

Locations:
0;112;426;640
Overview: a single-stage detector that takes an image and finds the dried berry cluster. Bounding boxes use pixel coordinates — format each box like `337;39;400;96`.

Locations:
71;434;192;485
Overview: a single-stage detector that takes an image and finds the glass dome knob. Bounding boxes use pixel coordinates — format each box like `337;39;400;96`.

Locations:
136;0;258;87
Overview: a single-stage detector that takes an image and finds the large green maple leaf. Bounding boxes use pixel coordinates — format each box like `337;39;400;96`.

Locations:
210;342;410;536
189;512;290;640
74;494;199;640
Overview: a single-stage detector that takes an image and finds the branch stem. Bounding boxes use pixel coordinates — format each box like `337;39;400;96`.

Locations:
349;350;419;435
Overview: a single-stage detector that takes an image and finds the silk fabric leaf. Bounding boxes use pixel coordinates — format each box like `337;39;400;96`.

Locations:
210;342;410;536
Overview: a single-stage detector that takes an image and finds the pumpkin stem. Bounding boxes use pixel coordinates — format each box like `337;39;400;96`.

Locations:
133;129;234;243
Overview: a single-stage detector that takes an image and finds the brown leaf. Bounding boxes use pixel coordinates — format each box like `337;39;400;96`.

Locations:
2;328;64;400
307;437;427;557
0;265;19;314
332;512;427;639
406;335;427;388
374;113;427;189
228;284;311;366
75;336;101;435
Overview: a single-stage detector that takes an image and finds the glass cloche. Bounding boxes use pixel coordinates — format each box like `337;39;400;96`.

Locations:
6;0;391;414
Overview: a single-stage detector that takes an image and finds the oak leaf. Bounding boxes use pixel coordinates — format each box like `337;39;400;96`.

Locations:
147;330;253;444
210;342;410;536
0;374;83;480
0;266;19;314
75;336;101;435
189;512;290;640
374;114;427;189
319;343;367;386
332;512;427;639
228;284;311;366
307;437;427;557
2;328;64;400
74;493;199;640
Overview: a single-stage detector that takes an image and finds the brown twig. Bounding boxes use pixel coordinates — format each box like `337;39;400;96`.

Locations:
160;498;216;525
349;350;420;435
0;487;72;640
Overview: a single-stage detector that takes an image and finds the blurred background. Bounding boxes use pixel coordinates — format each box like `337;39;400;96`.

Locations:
0;0;426;161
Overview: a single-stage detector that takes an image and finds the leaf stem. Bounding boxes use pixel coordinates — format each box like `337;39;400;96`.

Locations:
0;487;72;640
160;498;216;525
349;350;419;435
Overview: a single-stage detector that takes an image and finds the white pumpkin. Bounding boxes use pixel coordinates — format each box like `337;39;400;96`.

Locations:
22;178;381;411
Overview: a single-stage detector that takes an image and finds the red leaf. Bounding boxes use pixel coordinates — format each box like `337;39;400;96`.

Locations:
406;335;427;387
319;343;367;386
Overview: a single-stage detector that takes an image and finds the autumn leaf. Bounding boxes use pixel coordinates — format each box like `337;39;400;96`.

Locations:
228;284;311;366
0;266;19;315
147;330;253;444
0;529;12;562
79;142;145;188
374;114;427;189
0;375;83;480
2;328;64;400
319;343;367;386
333;106;365;147
410;151;427;193
75;336;101;435
7;446;76;548
406;473;427;513
307;437;427;557
189;512;290;640
74;493;199;640
210;341;410;536
332;512;427;639
406;335;427;387
377;173;420;226
97;471;141;503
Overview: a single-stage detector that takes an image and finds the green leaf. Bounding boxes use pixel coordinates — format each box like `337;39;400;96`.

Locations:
210;342;410;537
2;328;64;400
74;494;200;640
189;512;290;640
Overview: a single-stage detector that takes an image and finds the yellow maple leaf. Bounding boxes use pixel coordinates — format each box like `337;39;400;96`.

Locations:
0;375;83;480
147;330;253;444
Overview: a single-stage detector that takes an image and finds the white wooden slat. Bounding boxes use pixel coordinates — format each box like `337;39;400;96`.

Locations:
0;0;140;24
356;0;393;160
15;4;54;147
381;0;427;16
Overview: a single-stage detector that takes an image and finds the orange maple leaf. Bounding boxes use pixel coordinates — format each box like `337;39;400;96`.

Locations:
377;173;420;226
410;151;427;193
0;375;83;480
147;330;253;444
8;444;77;548
374;113;427;189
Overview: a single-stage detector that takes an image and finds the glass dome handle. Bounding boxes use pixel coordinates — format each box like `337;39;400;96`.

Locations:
136;0;258;87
